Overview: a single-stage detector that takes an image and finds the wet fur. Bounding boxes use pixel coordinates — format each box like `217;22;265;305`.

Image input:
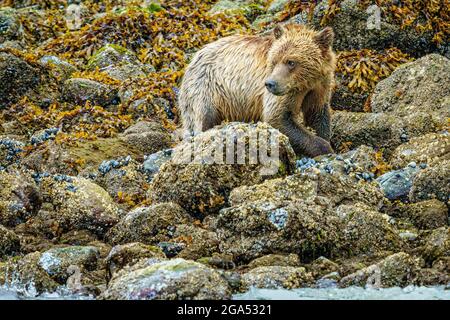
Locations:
178;23;336;157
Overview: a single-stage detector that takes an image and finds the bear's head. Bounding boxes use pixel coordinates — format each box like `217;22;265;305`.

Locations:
265;23;335;96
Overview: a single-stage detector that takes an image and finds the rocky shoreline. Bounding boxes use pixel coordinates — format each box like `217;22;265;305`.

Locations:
0;0;449;299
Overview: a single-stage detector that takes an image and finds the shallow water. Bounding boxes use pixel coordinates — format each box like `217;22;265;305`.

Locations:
1;285;449;300
234;286;450;300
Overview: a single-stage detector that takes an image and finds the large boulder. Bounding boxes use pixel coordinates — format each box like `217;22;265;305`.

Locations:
87;44;151;81
409;160;449;203
332;111;444;155
0;52;41;107
149;123;297;218
0;225;20;258
371;54;450;117
38;246;100;283
0;8;23;44
389;132;450;169
241;266;313;290
62;78;118;107
105;203;192;245
38;176;120;237
101;258;231;300
119;120;172;155
21;137;143;176
339;252;421;288
310;0;446;57
0;169;41;227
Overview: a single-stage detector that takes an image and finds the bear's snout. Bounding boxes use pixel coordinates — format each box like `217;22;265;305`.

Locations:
265;79;282;95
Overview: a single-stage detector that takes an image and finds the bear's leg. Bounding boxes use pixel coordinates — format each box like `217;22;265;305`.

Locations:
301;89;331;141
279;111;333;157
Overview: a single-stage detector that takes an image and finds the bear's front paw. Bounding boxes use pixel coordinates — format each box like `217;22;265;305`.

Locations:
309;137;334;157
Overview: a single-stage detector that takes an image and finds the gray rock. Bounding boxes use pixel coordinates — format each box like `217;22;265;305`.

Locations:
143;149;173;179
332;110;445;156
62;78;118;107
309;0;446;57
105;203;192;245
339;252;421;288
376;164;420;200
149;122;296;218
409;160;449;203
0;52;41;107
0;8;23;44
371;54;450;117
101;258;231;300
0;169;41;227
241;266;313;290
119;121;172;155
390;132;450;169
0;225;20;258
38;246;100;283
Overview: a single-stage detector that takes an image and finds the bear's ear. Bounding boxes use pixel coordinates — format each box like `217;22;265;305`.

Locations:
273;25;284;39
314;27;334;50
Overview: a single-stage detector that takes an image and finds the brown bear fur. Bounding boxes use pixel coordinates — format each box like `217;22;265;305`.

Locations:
178;23;336;157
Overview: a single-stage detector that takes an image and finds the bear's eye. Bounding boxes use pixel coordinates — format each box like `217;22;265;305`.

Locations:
286;60;296;69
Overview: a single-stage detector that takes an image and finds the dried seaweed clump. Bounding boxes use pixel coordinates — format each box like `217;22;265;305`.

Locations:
336;48;412;93
40;1;249;67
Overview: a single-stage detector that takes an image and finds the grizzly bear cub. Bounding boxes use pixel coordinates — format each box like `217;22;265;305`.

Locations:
178;23;336;157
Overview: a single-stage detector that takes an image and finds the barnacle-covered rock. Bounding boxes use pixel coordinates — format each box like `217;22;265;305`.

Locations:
241;266;313;290
0;225;20;258
62;78;119;107
149;122;296;218
87;44;151;81
22;138;142;176
142;149;173;179
90;158;148;208
208;197;402;263
0;169;41;227
247;254;301;269
331;111;445;156
0;52;41;107
418;227;450;264
101;258;231;300
2;252;59;295
40;56;77;81
409;160;450;203
105;203;192;245
339;252;421;288
389;200;448;230
371;54;450;117
311;0;445;57
105;242;166;279
229;170;385;210
39;176;120;236
0;8;24;44
390;132;450;169
38;246;100;283
171;224;220;261
119;120;172;155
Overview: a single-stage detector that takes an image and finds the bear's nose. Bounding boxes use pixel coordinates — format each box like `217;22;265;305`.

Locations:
265;80;277;92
